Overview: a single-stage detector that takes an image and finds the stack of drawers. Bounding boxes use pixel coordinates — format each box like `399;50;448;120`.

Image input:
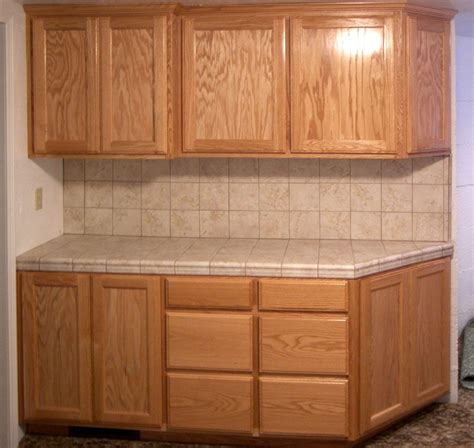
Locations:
164;277;351;437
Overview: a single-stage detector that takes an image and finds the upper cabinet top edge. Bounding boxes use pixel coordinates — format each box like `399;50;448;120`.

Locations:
23;2;456;18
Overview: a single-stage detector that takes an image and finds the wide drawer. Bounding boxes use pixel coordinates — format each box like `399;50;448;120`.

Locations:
167;372;253;434
166;312;253;372
259;279;348;312
166;277;253;310
260;377;348;437
260;314;348;374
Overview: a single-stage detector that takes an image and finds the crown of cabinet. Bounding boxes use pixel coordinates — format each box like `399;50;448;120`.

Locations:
25;2;455;159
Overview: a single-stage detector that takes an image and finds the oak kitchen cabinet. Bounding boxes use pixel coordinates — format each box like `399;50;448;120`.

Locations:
28;5;177;157
25;2;455;159
18;258;451;443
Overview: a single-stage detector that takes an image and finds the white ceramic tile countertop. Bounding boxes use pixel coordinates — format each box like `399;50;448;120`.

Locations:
16;235;454;279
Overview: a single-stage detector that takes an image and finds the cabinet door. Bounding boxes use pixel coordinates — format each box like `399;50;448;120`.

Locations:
291;16;396;155
100;16;168;155
407;16;451;155
92;275;162;426
360;270;409;433
182;16;287;154
408;259;450;407
31;17;99;155
21;272;92;423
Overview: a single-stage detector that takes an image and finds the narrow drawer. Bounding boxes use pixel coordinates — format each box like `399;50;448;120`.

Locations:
166;277;253;310
167;312;253;372
259;279;348;312
260;315;348;375
260;377;348;437
168;372;253;434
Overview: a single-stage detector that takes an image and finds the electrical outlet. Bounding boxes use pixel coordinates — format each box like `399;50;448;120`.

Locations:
35;188;43;211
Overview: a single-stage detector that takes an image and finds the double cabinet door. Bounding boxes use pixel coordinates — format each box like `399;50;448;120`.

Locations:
182;13;396;156
20;272;162;427
31;16;169;156
359;258;450;434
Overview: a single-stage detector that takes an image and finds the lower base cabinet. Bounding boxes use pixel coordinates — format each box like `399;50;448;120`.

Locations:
18;258;451;443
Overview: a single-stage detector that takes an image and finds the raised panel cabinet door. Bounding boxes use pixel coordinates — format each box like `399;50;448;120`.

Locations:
182;16;287;154
291;16;397;155
92;275;162;426
407;16;451;154
360;270;409;434
31;17;99;154
21;272;92;423
409;259;450;407
100;16;168;155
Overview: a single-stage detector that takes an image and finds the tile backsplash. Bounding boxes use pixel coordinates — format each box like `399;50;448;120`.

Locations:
63;157;451;241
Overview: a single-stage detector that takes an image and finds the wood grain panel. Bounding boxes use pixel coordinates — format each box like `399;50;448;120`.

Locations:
182;16;287;154
166;277;253;310
260;314;348;374
167;312;253;371
291;16;395;155
360;270;409;433
409;259;450;406
260;377;348;436
168;373;253;434
100;16;168;154
93;275;162;426
408;16;450;154
259;279;348;311
21;272;92;423
32;17;98;154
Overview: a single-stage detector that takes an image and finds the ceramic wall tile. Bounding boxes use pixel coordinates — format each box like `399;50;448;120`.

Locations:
229;184;259;211
171;210;200;237
290;184;319;211
141;183;170;210
259;211;289;239
142;160;170;182
320;211;350;239
351;184;381;212
113;209;141;236
64;159;85;181
351;212;382;240
351;160;381;183
289;159;319;183
142;210;170;237
113;182;141;209
200;183;228;210
85;160;113;181
289;211;319;239
200;211;229;238
229;159;258;183
64;208;85;234
85;208;112;235
229;211;259;238
64;181;84;208
85;181;113;208
320;184;350;211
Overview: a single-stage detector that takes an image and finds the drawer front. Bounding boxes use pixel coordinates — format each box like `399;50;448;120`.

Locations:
260;315;348;375
259;279;348;312
168;373;254;434
166;277;253;310
167;312;253;371
260;377;348;437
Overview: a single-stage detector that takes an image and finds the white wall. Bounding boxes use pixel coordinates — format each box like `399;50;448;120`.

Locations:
0;0;63;446
455;21;474;335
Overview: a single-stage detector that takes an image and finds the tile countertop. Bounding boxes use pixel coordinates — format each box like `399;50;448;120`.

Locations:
16;235;454;279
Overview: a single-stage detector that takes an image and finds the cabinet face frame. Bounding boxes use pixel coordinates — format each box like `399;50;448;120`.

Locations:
92;275;163;427
100;15;169;155
290;14;398;156
30;17;100;155
407;15;451;155
21;272;93;423
181;15;288;155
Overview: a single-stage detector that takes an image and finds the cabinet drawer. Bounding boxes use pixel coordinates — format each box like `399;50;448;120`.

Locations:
167;312;253;372
259;279;348;312
168;373;253;434
166;277;253;310
260;377;348;437
260;315;348;374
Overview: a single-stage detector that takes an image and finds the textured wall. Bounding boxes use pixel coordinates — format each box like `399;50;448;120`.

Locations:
456;33;474;335
64;157;450;241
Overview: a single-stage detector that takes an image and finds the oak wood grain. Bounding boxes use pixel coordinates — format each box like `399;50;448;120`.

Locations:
260;377;348;437
259;278;348;312
360;270;409;433
408;258;450;407
166;312;253;372
93;275;162;427
260;314;348;374
168;372;253;434
21;272;92;423
166;277;253;310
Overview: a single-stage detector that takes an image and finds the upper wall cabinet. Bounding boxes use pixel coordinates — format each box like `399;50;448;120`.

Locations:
181;15;288;155
25;3;455;159
291;15;397;156
31;17;99;155
27;6;177;157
